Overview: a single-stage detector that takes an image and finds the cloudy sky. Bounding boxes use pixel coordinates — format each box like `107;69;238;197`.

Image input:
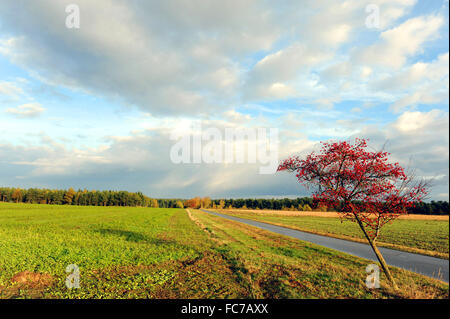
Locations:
0;0;448;200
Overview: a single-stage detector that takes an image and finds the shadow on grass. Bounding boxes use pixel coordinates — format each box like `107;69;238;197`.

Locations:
95;228;174;245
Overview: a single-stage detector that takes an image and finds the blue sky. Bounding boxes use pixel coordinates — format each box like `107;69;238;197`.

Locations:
0;0;448;200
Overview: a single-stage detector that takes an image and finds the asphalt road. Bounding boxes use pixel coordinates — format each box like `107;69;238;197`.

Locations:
200;209;449;283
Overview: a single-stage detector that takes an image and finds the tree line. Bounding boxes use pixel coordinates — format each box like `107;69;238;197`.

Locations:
0;187;182;209
185;196;449;215
0;187;448;215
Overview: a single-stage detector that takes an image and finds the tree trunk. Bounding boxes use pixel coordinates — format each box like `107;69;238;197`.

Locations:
354;215;398;290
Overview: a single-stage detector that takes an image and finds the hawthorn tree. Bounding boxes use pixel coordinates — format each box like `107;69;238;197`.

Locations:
278;138;428;289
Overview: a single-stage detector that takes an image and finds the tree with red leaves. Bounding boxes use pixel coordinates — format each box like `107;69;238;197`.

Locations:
278;138;428;289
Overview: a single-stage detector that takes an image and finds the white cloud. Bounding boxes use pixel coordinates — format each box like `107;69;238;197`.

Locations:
0;0;431;111
244;43;330;100
356;15;444;68
369;52;450;112
320;62;352;81
0;108;447;199
0;0;280;115
355;109;449;199
0;81;24;97
223;110;252;124
390;89;447;113
393;109;443;133
6;102;45;118
0;123;307;197
374;52;449;91
315;97;341;110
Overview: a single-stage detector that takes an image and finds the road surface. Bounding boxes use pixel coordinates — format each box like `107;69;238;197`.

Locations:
200;209;449;283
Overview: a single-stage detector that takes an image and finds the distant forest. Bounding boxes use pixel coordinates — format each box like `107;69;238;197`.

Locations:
0;187;448;215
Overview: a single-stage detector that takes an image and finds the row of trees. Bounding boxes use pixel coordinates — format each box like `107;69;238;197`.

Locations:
0;187;448;214
0;187;163;208
185;196;448;214
184;196;315;211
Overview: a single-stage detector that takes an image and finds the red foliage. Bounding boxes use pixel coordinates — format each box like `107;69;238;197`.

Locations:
185;197;201;209
278;138;427;239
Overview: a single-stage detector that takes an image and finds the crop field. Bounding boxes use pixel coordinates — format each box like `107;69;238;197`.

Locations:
215;209;450;259
0;203;448;299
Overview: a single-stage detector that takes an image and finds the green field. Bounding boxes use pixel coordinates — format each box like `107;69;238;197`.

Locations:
0;203;448;299
215;210;450;258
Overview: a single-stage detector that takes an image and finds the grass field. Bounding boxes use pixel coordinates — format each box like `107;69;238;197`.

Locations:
0;203;448;299
214;209;450;259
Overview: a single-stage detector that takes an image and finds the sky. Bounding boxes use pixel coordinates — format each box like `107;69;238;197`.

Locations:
0;0;448;200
